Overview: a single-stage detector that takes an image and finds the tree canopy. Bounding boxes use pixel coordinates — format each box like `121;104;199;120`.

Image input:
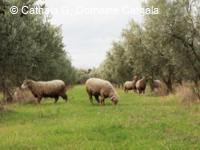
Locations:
0;0;76;101
95;0;200;92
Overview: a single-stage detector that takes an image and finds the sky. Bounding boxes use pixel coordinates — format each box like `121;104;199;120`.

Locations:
44;0;144;69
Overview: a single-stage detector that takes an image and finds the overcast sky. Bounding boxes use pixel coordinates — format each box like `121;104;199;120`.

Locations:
44;0;143;68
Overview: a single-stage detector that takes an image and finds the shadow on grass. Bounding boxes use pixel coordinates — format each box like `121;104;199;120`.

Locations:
87;102;130;107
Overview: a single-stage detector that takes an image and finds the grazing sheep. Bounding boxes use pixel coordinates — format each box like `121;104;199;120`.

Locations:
152;80;162;89
124;81;134;92
150;80;168;96
21;79;68;103
124;76;139;93
85;78;118;105
136;77;147;94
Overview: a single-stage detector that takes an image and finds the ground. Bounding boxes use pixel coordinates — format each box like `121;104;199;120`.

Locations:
0;85;200;150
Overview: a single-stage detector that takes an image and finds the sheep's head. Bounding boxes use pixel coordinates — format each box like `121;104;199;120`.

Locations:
110;95;118;105
21;80;33;89
133;75;138;81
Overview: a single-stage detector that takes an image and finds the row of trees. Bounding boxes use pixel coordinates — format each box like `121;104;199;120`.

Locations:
93;0;200;92
0;0;76;101
1;0;200;102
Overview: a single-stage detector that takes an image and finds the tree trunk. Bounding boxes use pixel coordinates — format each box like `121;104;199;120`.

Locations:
163;76;173;93
161;65;174;93
149;72;155;92
193;79;199;87
165;79;173;93
1;82;13;103
177;79;183;86
149;80;154;92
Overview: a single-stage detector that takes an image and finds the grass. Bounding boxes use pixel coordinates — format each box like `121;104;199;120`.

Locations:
0;85;200;150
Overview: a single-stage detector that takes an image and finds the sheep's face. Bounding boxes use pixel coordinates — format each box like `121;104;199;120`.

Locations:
21;80;32;89
110;95;118;105
133;75;138;81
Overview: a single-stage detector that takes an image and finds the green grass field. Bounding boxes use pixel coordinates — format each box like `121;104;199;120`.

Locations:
0;85;200;150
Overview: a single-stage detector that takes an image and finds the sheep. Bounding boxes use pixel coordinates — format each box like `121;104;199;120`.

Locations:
124;76;138;93
152;80;162;89
85;78;118;105
21;79;68;103
149;79;162;90
149;80;168;96
124;81;134;92
136;77;147;94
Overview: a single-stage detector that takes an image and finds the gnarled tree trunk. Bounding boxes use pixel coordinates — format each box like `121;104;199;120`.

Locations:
1;82;13;103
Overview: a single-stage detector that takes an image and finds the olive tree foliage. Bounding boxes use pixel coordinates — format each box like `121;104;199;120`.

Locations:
142;0;200;90
0;0;75;101
74;68;103;84
97;0;200;92
75;69;91;84
99;42;132;84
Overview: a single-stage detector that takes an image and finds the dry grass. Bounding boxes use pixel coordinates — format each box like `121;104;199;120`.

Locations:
176;85;200;103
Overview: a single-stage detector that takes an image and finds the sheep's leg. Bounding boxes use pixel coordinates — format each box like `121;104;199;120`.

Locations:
87;91;93;104
89;95;93;104
87;89;93;104
54;97;59;103
88;94;93;104
100;97;105;105
62;94;68;102
37;97;42;104
142;87;146;94
94;95;100;103
102;99;105;105
143;90;145;94
136;89;139;94
138;89;141;95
